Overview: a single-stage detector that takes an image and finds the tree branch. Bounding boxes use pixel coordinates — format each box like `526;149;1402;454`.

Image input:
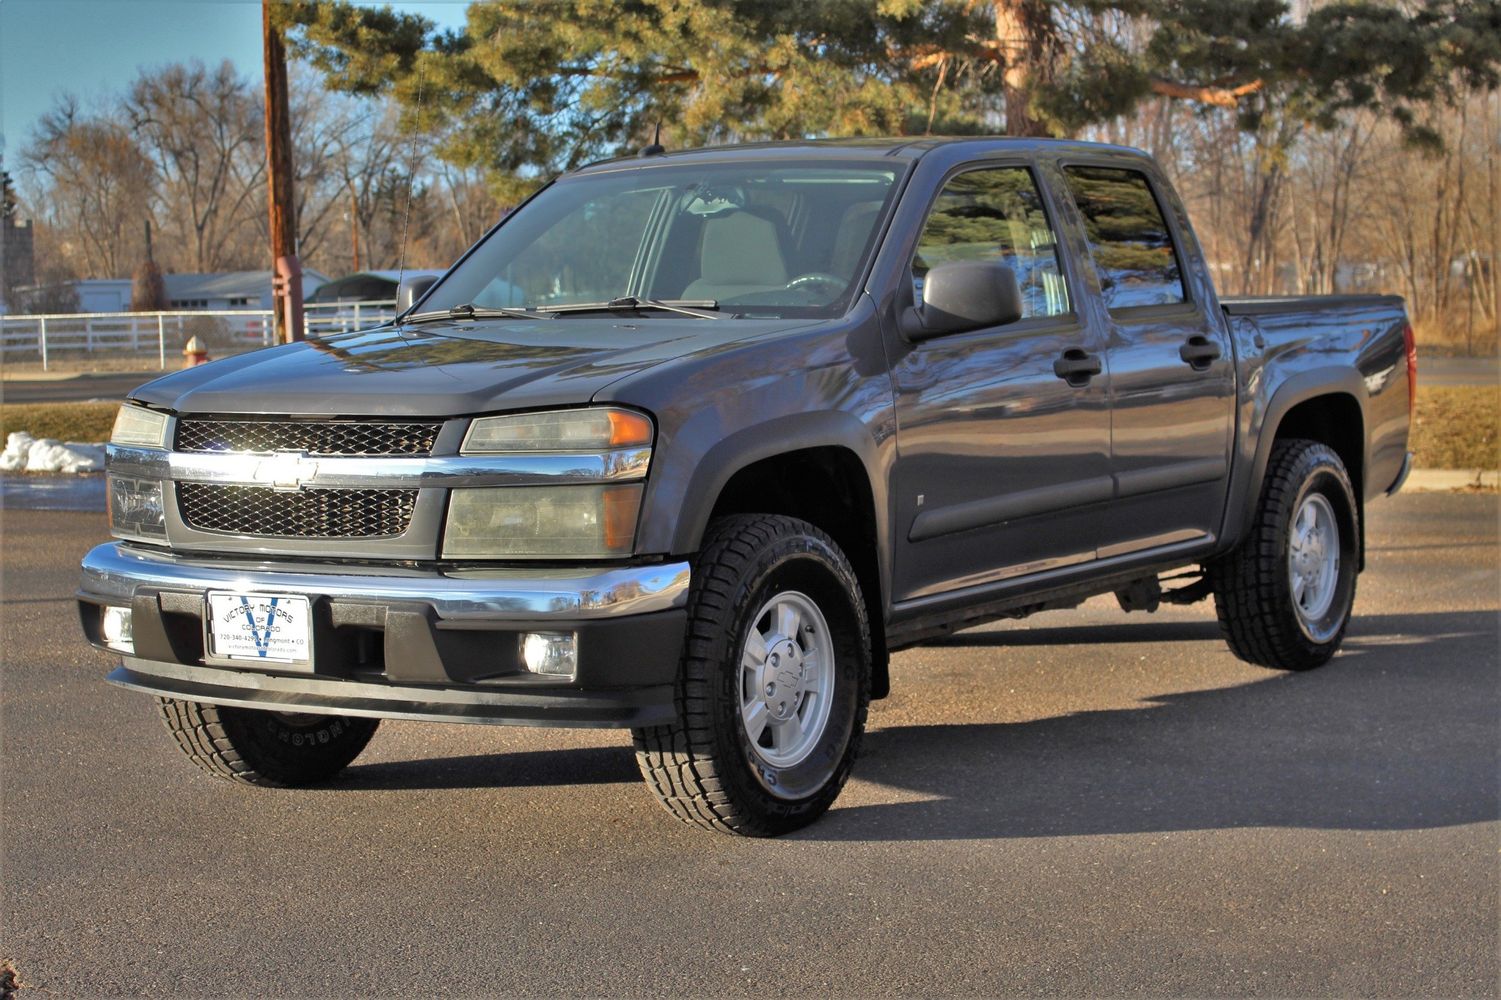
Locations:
1149;78;1264;108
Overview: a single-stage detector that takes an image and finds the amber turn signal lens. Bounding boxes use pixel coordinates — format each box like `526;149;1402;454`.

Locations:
606;409;653;449
602;483;641;551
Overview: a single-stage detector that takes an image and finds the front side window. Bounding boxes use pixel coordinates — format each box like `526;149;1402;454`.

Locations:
419;161;902;319
912;167;1071;320
1062;166;1186;310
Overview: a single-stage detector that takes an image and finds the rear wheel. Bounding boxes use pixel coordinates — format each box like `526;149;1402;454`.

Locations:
633;514;870;836
1211;438;1360;670
157;698;379;786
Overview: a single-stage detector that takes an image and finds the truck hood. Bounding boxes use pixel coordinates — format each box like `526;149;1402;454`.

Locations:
129;317;820;416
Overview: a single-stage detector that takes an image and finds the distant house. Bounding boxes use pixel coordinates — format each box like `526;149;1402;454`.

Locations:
65;269;330;314
305;269;446;304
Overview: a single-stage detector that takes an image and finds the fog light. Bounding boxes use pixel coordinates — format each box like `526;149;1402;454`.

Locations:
520;632;577;677
101;606;134;654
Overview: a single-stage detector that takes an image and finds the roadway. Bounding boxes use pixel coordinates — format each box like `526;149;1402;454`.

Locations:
1;371;166;405
2;494;1496;997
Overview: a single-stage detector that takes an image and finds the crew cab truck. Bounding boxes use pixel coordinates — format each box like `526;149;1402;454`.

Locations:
79;138;1415;836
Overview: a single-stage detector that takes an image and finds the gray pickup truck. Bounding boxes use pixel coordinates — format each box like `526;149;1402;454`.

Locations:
79;138;1414;836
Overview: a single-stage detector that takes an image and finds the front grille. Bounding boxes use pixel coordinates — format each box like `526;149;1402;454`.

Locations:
175;418;441;456
178;483;417;538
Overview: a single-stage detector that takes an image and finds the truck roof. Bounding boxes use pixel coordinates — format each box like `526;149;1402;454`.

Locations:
572;136;1150;174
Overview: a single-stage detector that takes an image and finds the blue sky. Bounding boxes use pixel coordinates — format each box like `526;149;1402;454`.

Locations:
0;0;471;159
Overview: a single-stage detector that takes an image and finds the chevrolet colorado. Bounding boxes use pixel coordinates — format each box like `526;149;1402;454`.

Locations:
79;138;1415;836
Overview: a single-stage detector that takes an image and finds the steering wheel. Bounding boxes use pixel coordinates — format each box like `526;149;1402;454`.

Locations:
783;272;847;299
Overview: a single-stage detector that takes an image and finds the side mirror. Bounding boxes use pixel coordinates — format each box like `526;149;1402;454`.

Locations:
396;275;440;314
902;260;1023;341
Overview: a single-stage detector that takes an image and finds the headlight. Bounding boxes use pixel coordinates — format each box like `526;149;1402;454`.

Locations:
111;404;169;448
443;484;642;559
108;475;167;542
462;407;652;454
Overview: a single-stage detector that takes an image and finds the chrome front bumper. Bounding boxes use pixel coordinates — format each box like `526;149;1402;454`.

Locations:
80;542;690;621
78;542;692;728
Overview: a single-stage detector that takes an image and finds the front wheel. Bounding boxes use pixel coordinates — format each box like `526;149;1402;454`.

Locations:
633;515;871;836
1210;438;1360;670
157;698;379;786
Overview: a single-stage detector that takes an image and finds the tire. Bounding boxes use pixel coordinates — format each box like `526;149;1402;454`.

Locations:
633;514;871;836
1210;438;1360;670
157;698;379;787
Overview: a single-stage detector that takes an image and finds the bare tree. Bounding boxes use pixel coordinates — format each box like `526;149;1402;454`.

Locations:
125;61;265;272
22;98;155;278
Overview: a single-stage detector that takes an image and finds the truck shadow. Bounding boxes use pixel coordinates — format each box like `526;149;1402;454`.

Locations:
341;744;639;790
803;609;1498;841
923;619;1225;647
336;609;1498;840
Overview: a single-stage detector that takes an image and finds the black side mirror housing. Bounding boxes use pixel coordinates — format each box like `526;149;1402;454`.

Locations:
396;275;440;314
902;260;1024;341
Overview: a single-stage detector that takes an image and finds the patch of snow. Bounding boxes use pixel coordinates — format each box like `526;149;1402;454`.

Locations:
1;432;34;472
2;431;105;473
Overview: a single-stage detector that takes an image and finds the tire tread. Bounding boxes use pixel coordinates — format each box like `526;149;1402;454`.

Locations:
157;698;378;787
1211;438;1358;670
633;514;870;836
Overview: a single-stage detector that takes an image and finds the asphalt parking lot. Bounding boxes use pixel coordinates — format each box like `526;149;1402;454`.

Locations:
2;493;1496;998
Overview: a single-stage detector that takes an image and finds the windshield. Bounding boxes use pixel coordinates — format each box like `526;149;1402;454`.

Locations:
417;160;902;319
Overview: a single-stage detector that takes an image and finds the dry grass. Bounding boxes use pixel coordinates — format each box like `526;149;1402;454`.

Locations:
1412;385;1500;470
1410;316;1499;358
0;402;119;443
0;388;1494;470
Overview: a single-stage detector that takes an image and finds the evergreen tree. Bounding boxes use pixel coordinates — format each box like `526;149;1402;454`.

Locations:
278;0;1500;193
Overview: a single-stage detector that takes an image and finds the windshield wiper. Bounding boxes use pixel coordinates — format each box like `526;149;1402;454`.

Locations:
403;303;551;324
536;297;724;320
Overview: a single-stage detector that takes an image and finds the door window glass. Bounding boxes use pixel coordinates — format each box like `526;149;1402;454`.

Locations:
912;168;1071;319
1062;166;1186;310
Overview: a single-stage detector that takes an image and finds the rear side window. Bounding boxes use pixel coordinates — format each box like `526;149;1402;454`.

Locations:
912;167;1071;320
1062;166;1185;310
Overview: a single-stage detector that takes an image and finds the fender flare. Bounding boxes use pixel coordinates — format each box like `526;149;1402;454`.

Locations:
1222;366;1369;554
668;409;887;559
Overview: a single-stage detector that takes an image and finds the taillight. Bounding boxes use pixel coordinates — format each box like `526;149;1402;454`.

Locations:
1403;323;1417;419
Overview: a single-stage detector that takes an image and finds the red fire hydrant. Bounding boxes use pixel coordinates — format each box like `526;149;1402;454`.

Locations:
182;335;210;367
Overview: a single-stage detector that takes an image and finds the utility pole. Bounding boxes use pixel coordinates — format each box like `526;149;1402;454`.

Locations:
263;0;303;342
350;188;361;272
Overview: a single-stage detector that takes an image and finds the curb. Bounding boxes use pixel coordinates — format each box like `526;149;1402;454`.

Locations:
1404;468;1499;492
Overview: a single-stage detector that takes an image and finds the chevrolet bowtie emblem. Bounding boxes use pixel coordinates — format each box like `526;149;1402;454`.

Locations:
253;452;319;491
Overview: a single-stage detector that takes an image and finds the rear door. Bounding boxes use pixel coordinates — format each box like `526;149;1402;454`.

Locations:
888;163;1112;605
1057;163;1235;558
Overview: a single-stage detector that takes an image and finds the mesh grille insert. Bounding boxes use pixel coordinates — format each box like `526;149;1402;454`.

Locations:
176;418;440;456
178;483;417;538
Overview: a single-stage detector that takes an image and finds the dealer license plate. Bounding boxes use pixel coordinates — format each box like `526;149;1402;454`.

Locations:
206;592;312;665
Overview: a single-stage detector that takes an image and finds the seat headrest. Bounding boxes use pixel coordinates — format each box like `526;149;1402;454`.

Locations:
831;201;884;277
699;212;788;286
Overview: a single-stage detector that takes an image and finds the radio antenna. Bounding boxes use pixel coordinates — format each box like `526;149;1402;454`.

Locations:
640;121;665;158
396;62;427;310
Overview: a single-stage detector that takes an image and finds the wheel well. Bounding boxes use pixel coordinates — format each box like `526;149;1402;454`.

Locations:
1271;392;1366;569
707;447;889;698
1272;393;1364;498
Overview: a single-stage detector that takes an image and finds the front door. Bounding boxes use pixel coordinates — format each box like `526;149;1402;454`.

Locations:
889;164;1112;606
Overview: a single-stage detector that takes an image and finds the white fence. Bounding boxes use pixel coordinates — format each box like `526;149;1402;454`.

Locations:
0;301;399;370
